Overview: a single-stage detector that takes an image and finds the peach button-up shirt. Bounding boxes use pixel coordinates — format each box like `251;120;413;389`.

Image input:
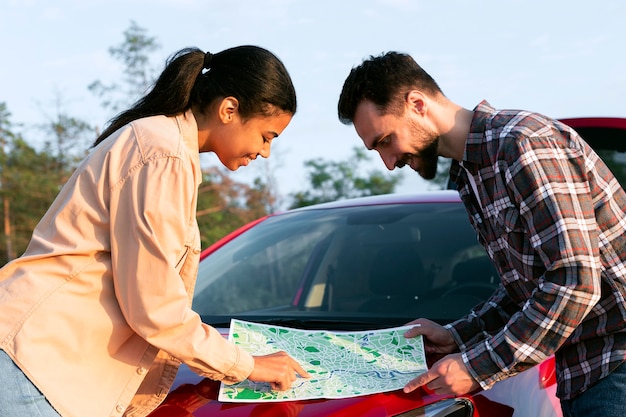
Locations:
0;110;254;417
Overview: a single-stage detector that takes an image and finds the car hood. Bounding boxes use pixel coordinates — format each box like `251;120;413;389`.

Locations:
151;370;466;417
149;328;447;417
148;328;523;417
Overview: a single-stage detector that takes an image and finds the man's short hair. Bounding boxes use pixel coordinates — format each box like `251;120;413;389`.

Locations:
337;51;443;125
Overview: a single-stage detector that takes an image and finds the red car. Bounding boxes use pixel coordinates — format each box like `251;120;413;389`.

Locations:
148;117;626;417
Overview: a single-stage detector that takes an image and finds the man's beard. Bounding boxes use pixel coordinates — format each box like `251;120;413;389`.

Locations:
416;137;439;179
396;123;440;179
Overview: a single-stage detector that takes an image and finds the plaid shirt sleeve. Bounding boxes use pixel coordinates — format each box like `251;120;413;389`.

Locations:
449;112;606;390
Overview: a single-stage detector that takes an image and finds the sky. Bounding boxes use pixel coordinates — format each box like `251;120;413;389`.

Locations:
2;0;625;207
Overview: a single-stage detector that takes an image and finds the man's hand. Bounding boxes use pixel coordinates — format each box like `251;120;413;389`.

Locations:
404;318;458;355
248;351;310;391
403;353;480;395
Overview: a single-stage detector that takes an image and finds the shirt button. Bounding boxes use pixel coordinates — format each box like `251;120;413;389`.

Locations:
193;247;201;254
116;405;124;413
137;367;147;375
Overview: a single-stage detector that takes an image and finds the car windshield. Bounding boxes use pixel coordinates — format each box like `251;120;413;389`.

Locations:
193;201;497;327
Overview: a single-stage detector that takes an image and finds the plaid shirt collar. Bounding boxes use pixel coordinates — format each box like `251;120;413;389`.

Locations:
449;99;494;181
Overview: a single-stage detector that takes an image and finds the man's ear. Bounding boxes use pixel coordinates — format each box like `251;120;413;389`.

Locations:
218;96;240;124
406;90;427;116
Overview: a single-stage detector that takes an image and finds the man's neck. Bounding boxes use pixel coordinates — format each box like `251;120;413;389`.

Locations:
437;104;473;162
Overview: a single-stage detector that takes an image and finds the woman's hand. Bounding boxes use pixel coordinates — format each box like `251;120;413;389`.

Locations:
248;351;310;391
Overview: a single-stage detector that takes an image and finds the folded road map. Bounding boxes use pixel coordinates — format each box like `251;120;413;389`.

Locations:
219;319;427;402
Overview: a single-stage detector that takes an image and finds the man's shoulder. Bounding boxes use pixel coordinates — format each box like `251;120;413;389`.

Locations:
473;101;558;135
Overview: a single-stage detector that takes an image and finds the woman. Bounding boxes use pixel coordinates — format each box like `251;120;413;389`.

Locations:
0;46;308;417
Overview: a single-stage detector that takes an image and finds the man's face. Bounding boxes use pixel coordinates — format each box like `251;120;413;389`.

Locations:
353;100;440;179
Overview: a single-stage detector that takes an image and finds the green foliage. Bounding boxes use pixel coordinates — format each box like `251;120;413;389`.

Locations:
430;157;452;190
196;167;272;248
0;104;77;264
289;147;402;208
0;103;15;144
596;149;626;187
39;107;95;182
88;20;160;112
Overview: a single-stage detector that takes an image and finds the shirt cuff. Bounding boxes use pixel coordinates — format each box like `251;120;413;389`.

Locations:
221;346;255;385
462;338;512;391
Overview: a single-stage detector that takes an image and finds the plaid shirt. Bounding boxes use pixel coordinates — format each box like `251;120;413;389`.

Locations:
447;100;626;400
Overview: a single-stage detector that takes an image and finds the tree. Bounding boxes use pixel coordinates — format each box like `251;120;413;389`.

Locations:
0;102;17;261
196;167;272;248
88;20;160;113
0;103;72;264
37;92;95;183
430;157;452;190
596;149;626;187
289;147;402;208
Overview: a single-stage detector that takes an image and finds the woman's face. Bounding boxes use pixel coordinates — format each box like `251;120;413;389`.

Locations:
208;110;293;171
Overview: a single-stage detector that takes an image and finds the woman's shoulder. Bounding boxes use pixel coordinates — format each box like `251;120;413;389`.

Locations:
130;114;180;140
128;114;186;157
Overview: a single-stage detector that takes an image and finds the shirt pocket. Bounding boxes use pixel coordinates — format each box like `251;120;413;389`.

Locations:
487;204;520;258
491;205;537;287
175;220;201;300
496;207;521;234
481;200;520;246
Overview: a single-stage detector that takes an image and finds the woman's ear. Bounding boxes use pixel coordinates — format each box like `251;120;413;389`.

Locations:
218;97;240;124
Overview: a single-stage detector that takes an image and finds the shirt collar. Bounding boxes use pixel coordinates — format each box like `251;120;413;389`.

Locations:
176;109;200;154
175;109;202;184
465;100;497;164
449;100;495;184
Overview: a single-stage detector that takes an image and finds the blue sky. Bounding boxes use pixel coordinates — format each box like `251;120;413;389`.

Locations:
2;0;625;204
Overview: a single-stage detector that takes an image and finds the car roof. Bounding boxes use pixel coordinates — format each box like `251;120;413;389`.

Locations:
202;190;463;258
560;116;626;131
286;190;462;212
560;117;626;151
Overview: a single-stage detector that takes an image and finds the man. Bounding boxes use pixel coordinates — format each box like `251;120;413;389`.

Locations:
337;51;626;417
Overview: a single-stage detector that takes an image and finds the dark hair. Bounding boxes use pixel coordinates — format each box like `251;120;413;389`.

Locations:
337;51;443;125
94;45;296;146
